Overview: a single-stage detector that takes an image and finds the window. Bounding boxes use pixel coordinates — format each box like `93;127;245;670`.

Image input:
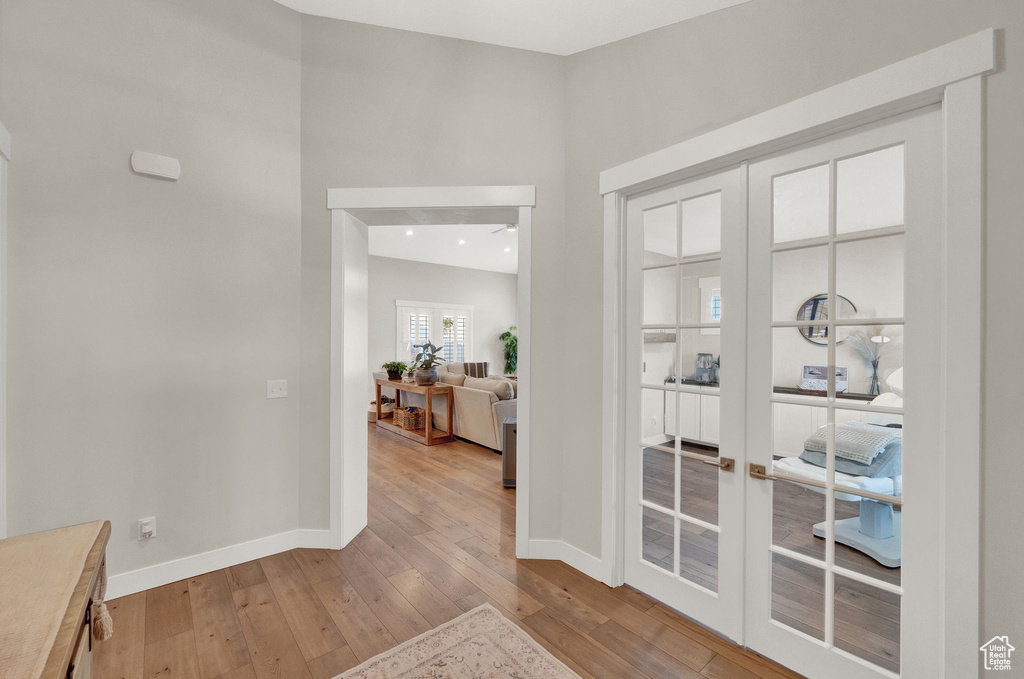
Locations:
699;276;721;335
396;300;474;364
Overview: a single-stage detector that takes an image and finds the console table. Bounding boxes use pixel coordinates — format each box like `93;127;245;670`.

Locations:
376;378;454;446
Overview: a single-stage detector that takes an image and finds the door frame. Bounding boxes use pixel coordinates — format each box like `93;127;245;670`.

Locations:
0;118;9;539
599;30;993;678
326;185;536;556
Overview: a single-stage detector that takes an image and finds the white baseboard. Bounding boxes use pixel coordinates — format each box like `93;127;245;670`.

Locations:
528;539;608;585
107;528;338;600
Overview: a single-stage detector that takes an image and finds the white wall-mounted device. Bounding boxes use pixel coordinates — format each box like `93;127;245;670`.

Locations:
130;151;181;181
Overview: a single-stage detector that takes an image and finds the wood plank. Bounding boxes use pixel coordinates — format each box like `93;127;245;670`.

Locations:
143;630;201;679
307;646;360;679
414;531;543;619
330;544;433;643
312;574;397;662
368;522;479;602
367;495;432;536
212;665;257;679
388;568;466;628
290;548;342;585
522;609;646;679
225;561;266;592
701;654;762;679
232;582;311;679
188;570;250;679
350;528;413;577
589;619;704;679
93;592;146;679
145;580;193;645
258;551;346;661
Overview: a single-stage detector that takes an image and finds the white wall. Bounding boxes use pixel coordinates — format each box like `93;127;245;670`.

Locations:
368;255;517;381
565;0;1024;649
299;17;567;535
0;0;303;574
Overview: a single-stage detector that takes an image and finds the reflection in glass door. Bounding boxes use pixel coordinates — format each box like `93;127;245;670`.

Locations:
746;106;944;678
624;168;745;639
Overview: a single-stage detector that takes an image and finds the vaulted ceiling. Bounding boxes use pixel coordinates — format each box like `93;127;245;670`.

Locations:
273;0;752;55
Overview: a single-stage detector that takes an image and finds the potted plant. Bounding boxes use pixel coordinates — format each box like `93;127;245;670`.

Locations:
381;361;409;381
413;342;445;385
499;326;518;376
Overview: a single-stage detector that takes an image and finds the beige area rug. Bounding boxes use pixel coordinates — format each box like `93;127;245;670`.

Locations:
337;604;579;678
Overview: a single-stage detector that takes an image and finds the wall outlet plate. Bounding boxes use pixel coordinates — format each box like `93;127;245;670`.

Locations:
138;516;156;540
267;379;288;399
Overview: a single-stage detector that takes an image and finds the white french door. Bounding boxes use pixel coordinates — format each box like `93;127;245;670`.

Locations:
623;167;747;640
623;105;944;678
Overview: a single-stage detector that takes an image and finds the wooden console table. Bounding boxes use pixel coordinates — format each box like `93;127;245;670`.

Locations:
376;378;454;446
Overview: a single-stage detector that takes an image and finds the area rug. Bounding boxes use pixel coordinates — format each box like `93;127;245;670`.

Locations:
337;603;579;678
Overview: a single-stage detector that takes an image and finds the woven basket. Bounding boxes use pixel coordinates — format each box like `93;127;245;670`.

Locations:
393;407;426;431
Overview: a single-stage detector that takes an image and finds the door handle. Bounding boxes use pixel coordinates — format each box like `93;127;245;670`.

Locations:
748;463;778;481
702;457;734;472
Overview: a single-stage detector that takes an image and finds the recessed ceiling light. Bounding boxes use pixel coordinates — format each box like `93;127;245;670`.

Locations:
504;247;511;253
406;229;414;236
458;239;466;245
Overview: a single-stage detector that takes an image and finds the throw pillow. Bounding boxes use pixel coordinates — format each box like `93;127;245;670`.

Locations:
464;376;514;400
439;372;467;386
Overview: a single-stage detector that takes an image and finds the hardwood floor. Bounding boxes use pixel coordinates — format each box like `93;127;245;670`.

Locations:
96;425;804;679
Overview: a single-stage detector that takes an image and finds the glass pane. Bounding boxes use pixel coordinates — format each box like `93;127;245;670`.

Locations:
680;452;718;525
643;203;678;267
771;402;827;459
679;520;718;592
666;389;699;442
642;330;677;387
773;327;828;395
676;328;720;387
837;145;905;234
642;506;674;573
680;260;722;326
643;266;677;325
641;388;671;446
773;164;829;244
772;478;827;562
641;446;675;510
835;233;904;319
836;325;904;396
834;575;901;674
680;192;721;257
771;552;825;641
773;245;828;323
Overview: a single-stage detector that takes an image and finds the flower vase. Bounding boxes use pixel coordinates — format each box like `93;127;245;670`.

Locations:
868;359;881;396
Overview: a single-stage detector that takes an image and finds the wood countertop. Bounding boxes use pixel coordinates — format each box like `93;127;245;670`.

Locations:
0;520;111;678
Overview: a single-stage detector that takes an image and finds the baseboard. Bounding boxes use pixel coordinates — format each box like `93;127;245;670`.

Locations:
107;528;337;600
528;539;608;585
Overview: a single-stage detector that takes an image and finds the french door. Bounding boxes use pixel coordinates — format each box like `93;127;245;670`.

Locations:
623;105;944;678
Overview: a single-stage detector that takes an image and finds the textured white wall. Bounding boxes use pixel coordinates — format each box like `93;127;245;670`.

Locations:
0;0;303;574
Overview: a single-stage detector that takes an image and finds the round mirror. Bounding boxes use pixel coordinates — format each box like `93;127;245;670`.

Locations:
796;294;857;345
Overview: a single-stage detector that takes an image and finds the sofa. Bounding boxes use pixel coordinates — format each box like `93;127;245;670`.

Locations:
374;362;517;451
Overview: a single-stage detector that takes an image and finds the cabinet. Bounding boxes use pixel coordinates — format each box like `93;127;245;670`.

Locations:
665;389;718;446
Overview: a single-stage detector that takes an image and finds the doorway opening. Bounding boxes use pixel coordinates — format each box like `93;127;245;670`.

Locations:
327;186;536;558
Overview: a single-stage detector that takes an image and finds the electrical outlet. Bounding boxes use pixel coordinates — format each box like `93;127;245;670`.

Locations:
267;379;288;399
138;517;156;540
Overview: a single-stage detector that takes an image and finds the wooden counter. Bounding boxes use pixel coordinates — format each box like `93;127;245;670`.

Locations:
0;520;111;678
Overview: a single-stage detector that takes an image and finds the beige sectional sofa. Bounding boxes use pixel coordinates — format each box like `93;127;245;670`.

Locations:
374;363;516;451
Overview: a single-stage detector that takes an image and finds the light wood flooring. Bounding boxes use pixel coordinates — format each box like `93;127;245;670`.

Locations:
95;425;805;679
642;443;900;674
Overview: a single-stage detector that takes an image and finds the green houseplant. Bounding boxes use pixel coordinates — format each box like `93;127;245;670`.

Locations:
381;361;409;381
499;326;518;376
413;342;445;385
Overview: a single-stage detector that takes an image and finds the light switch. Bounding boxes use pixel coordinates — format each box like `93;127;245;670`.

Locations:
267;380;288;399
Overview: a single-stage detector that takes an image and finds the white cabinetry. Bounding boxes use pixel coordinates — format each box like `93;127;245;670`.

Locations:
665;388;718;445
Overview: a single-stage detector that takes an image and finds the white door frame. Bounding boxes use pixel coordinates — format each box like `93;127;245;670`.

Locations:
326;186;536;556
600;30;992;678
0;118;9;539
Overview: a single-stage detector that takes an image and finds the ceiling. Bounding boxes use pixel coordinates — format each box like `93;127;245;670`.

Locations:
272;0;753;55
369;224;519;274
